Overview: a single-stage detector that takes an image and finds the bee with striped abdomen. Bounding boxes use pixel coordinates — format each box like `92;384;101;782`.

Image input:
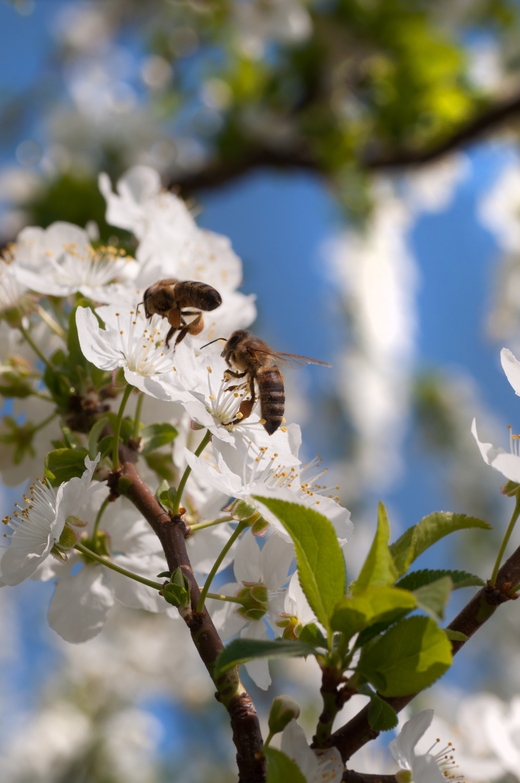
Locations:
141;279;222;348
218;329;331;435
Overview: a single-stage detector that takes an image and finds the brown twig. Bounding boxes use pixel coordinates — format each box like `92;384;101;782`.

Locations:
167;88;520;198
108;451;265;783
329;540;520;762
363;90;520;170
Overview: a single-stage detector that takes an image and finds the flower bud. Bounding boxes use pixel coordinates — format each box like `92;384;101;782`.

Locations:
268;695;301;735
236;582;268;621
66;515;88;529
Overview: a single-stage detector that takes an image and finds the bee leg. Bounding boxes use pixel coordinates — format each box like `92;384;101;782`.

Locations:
224;382;256;426
165;308;182;347
165;325;178;348
224;370;247;379
173;313;204;349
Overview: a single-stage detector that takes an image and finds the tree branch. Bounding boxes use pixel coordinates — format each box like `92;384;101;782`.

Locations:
363;89;520;170
168;88;520;197
168;147;317;195
329;539;520;763
108;452;266;783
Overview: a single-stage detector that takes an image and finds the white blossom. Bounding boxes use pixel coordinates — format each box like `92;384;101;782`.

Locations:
280;719;344;783
75;303;191;401
208;530;294;689
0;455;103;586
389;710;462;783
36;499;173;643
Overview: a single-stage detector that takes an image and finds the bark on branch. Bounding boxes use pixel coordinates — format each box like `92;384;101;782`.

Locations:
169;88;520;196
108;452;266;783
330;539;520;762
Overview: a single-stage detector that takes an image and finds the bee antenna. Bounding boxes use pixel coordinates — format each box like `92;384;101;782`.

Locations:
200;337;226;350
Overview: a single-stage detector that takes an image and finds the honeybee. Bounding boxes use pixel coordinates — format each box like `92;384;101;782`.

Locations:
141;279;222;348
214;329;331;435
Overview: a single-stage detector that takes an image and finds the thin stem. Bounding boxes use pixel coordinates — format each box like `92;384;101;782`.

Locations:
197;521;247;612
172;429;212;514
34;392;54;403
36;305;66;339
205;591;243;604
112;385;133;471
92;496;111;539
19;325;54;372
75;542;163;590
32;410;57;433
190;515;234;532
491;494;520;585
133;392;144;440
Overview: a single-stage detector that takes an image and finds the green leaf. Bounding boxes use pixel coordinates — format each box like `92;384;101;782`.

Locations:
140;422;178;455
144;451;176;482
214;638;316;677
352;502;397;594
396;569;484;591
253;496;346;632
331;586;416;639
96;435;113;461
390;512;491;576
298;623;328;649
265;748;306;783
357;616;452;697
45;447;89;486
359;685;398;731
88;417;109;459
106;413;133;444
413;576;452;621
445;630;468;642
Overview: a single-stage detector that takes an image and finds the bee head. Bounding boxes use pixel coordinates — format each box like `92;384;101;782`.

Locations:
224;330;249;354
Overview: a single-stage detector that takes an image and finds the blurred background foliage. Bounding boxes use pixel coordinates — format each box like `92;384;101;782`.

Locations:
4;0;520;781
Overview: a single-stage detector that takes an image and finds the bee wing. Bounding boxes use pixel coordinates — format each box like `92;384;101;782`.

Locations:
254;349;332;369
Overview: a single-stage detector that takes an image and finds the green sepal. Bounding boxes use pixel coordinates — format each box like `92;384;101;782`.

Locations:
265;747;306;783
396;569;484;591
352;502;397;594
357;616;452;697
253;496;346;633
214;638;316;677
390;512;491;576
140;422;178;455
45;447;89;486
502;480;520;497
358;684;398;731
331;586;416;640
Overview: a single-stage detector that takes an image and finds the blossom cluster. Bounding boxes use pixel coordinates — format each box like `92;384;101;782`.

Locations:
0;165;351;694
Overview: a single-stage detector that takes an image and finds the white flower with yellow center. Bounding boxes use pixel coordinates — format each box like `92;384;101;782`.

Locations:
280;719;344;783
184;431;352;544
75;304;191;400
389;710;464;783
0;455;103;586
12;221;138;302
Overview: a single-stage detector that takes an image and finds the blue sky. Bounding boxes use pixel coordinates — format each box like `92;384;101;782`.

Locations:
0;0;518;738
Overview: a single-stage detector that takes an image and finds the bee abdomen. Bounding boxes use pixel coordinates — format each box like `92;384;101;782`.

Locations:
176;281;222;311
258;367;285;435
